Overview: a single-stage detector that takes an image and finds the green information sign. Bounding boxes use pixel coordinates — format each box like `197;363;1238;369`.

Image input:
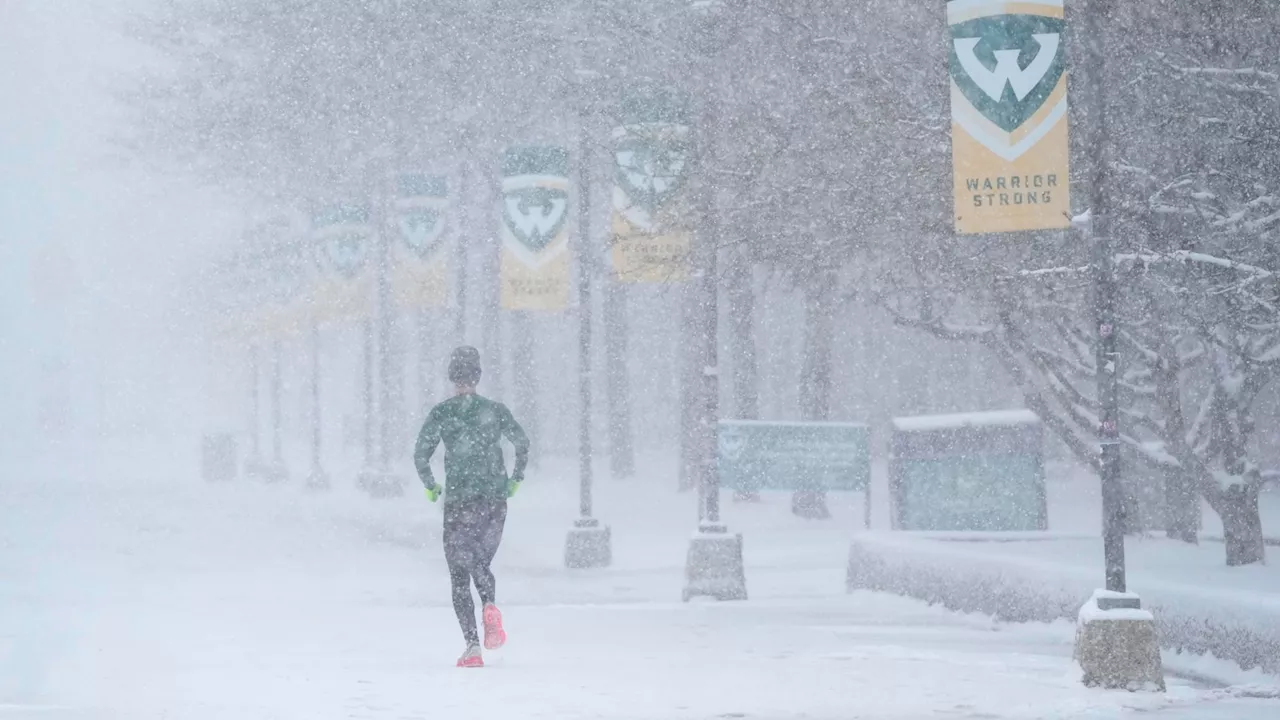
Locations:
889;410;1047;532
717;421;870;492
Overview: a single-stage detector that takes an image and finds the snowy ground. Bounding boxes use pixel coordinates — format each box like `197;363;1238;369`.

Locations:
2;441;1278;719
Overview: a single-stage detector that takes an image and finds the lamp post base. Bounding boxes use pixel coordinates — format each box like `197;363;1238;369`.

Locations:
305;467;331;491
1073;589;1165;691
259;459;289;484
357;470;405;499
682;524;747;602
243;453;265;480
565;517;612;569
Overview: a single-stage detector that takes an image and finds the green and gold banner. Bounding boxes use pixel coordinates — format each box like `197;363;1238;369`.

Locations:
392;173;451;309
611;87;692;283
499;146;571;310
311;203;374;322
237;216;310;339
256;239;310;338
213;247;262;344
948;0;1070;233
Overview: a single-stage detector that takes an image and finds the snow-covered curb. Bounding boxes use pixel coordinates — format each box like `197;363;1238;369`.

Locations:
846;532;1280;677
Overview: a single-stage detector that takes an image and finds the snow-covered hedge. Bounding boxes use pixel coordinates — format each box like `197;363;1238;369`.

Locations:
846;533;1280;675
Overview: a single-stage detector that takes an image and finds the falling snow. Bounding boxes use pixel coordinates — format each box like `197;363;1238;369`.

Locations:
3;1;1280;718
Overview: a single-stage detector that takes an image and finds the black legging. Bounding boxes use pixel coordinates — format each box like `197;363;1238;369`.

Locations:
443;499;508;645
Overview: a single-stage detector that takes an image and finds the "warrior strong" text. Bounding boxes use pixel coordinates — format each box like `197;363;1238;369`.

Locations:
967;173;1058;208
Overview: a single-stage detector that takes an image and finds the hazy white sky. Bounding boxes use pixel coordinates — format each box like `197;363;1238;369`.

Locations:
2;0;241;446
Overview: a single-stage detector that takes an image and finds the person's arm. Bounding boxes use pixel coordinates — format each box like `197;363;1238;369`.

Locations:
414;407;442;488
501;404;530;481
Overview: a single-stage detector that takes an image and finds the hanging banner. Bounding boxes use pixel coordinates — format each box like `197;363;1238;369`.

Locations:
948;0;1070;234
611;87;692;283
392;173;451;309
211;252;255;345
255;238;310;338
236;216;309;339
311;203;374;322
499;146;571;310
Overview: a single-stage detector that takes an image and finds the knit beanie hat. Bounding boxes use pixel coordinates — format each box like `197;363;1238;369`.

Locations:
448;345;482;387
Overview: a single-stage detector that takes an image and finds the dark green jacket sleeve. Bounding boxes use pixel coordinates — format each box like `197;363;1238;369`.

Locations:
414;407;442;487
501;404;531;480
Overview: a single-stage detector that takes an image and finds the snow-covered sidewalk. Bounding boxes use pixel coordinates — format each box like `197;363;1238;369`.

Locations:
2;447;1278;719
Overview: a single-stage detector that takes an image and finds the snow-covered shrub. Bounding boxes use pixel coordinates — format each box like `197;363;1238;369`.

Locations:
846;533;1280;675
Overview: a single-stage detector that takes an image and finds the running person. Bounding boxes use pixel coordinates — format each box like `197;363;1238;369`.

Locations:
414;346;530;668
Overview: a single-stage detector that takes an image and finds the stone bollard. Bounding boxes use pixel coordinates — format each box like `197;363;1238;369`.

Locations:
682;524;748;602
357;470;405;498
565;518;612;569
1074;589;1165;692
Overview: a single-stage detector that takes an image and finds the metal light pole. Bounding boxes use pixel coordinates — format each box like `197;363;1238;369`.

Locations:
604;279;635;479
564;65;613;569
359;314;376;467
698;175;722;529
482;160;505;403
377;194;396;477
578;132;595;523
306;321;330;490
265;338;289;483
358;167;406;498
681;0;746;602
1085;0;1127;598
1073;14;1164;697
244;343;264;478
417;309;431;410
454;161;470;346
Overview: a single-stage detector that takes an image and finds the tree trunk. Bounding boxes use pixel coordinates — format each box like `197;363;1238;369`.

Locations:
1151;307;1199;543
1210;484;1265;566
793;269;833;520
1164;465;1200;543
1120;469;1164;535
604;279;634;478
727;248;759;502
1204;355;1266;565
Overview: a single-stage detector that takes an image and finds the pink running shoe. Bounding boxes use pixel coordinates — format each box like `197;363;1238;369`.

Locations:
483;602;507;650
456;643;483;668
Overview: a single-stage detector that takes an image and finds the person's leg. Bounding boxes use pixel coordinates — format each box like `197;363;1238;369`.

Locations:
448;559;479;646
471;499;508;605
443;503;481;647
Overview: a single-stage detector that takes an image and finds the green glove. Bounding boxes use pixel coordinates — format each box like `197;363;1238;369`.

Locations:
506;477;522;498
424;484;441;503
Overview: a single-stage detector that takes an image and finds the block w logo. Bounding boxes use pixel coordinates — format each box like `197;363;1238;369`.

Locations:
505;196;566;249
954;33;1060;103
502;185;569;255
948;12;1066;136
